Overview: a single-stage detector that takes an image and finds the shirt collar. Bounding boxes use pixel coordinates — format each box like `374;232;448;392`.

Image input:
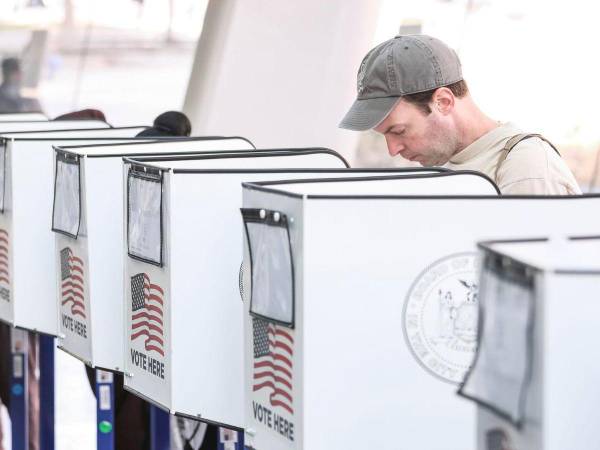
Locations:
449;122;520;164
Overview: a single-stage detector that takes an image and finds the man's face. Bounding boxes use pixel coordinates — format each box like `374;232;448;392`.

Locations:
373;99;459;166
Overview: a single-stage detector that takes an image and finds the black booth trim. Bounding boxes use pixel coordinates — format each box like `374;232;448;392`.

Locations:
0;126;146;138
55;135;256;151
242;170;503;198
0;121;113;133
174;167;444;175
128;147;350;170
174;411;244;433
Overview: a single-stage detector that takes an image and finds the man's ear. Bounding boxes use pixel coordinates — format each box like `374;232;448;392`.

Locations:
431;87;455;115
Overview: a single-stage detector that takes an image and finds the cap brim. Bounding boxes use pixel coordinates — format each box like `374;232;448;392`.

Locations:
339;96;400;131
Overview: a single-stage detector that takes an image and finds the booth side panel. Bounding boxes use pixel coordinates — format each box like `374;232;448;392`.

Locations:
545;274;600;450
170;170;351;426
0;141;14;325
302;200;478;450
242;188;303;450
123;171;172;410
86;158;126;371
302;197;600;450
169;176;244;426
12;141;58;335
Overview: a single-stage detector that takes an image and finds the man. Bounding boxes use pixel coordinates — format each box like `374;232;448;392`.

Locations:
0;58;42;113
339;35;581;194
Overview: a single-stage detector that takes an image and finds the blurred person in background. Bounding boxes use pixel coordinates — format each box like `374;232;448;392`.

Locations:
0;58;42;113
136;111;191;137
54;109;106;122
340;35;581;195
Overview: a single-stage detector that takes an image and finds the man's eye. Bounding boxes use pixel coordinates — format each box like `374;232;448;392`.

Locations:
392;130;404;136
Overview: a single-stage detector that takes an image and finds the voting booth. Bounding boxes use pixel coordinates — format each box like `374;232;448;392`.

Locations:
240;175;600;450
0;113;47;121
459;237;600;450
0;125;155;336
116;152;420;430
49;138;255;371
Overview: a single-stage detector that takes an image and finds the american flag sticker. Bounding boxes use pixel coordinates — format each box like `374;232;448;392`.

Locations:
60;247;85;318
130;273;164;357
0;229;9;302
253;318;294;416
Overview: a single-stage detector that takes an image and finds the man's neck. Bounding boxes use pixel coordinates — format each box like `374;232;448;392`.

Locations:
453;100;498;156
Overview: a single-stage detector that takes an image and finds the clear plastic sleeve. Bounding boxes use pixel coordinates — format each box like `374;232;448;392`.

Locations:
459;254;535;426
242;209;294;327
52;152;81;238
127;168;163;266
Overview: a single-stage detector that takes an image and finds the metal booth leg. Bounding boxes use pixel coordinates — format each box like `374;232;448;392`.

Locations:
9;330;27;450
150;405;169;450
218;428;244;450
95;370;114;450
38;335;54;450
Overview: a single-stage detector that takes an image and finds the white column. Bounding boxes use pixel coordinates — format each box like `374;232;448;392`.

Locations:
183;0;382;161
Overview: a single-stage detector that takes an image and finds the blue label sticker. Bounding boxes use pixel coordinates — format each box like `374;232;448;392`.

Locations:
11;383;23;396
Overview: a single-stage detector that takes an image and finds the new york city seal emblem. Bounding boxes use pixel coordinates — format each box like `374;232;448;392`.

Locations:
403;252;479;384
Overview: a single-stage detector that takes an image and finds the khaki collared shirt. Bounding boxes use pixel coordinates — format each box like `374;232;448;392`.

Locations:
444;123;581;195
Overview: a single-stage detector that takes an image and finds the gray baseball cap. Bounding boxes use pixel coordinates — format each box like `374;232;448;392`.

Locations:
339;35;463;131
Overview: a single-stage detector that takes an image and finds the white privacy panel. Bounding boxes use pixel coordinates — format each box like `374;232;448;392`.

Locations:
240;180;600;450
0;127;147;336
168;169;446;428
0;120;108;133
51;137;255;370
471;238;600;450
0;113;47;121
122;150;351;428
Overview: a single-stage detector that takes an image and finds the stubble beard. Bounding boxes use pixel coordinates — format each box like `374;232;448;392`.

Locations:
420;121;460;167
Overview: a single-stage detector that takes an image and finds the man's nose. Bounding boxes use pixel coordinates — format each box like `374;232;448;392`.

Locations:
385;136;404;157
